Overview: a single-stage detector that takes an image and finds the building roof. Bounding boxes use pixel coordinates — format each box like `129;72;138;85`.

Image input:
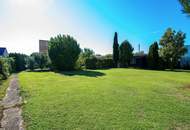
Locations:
0;47;7;55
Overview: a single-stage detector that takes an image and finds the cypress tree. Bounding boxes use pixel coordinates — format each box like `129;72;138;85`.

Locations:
113;32;119;67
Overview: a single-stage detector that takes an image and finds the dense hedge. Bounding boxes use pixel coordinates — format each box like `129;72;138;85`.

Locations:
85;57;113;69
0;57;14;79
29;53;50;70
96;58;113;69
9;53;28;72
85;57;97;69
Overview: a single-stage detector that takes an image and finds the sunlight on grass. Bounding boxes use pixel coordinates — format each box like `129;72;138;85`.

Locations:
19;69;190;129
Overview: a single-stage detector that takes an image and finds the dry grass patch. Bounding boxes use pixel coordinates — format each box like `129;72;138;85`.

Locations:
182;84;190;90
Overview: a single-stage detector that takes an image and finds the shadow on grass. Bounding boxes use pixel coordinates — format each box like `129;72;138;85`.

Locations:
165;69;190;73
134;68;190;73
26;68;105;77
58;70;106;77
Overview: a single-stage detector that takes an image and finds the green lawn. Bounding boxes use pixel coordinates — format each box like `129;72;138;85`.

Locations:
19;69;190;130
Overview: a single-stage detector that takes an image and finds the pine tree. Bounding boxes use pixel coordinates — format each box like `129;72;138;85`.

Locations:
113;32;119;67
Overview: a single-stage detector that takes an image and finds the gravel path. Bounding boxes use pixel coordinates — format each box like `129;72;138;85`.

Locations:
0;75;24;130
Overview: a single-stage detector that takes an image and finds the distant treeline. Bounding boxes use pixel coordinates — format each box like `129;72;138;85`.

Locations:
0;28;189;80
112;28;187;70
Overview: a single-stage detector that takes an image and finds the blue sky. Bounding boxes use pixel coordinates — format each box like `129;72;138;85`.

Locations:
0;0;189;54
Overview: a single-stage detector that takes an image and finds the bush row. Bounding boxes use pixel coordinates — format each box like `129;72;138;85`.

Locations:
85;57;113;69
0;57;14;80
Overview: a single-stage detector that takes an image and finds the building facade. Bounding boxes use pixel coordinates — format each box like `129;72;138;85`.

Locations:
131;51;147;68
39;40;49;53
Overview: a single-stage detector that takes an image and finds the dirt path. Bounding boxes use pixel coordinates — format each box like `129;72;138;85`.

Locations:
0;75;24;130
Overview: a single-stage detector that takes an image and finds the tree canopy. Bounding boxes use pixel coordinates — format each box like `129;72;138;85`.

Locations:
77;48;95;69
30;52;49;70
0;57;14;79
159;28;187;69
9;53;28;72
148;42;159;69
179;0;190;16
48;34;81;70
119;40;134;67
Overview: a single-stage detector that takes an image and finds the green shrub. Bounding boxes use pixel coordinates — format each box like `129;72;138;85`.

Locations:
76;48;95;69
0;57;14;79
26;56;35;71
30;53;50;70
85;57;97;69
9;53;28;72
48;34;81;70
85;56;113;69
96;58;113;69
119;40;134;67
147;42;159;70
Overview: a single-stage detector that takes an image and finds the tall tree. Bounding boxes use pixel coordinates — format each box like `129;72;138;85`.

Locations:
113;32;119;67
179;0;190;16
48;34;81;70
159;28;187;69
9;53;28;72
119;40;134;67
148;42;159;69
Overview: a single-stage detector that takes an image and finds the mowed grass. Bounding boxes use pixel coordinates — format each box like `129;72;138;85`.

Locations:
19;69;190;130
